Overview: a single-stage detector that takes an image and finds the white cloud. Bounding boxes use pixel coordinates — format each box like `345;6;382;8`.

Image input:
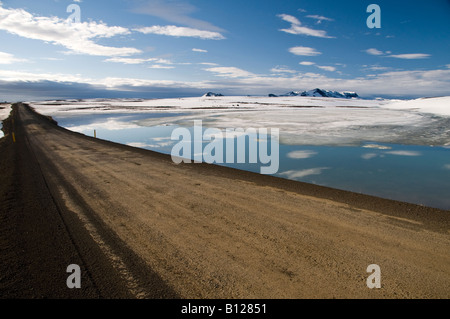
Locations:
104;57;173;65
0;69;209;91
1;65;450;99
148;65;175;69
388;53;431;59
360;69;450;95
97;77;204;89
278;14;301;25
446;64;450;69
128;142;153;148
366;48;431;60
278;14;333;38
366;48;384;56
204;67;255;78
203;67;450;97
0;69;88;83
150;137;172;142
299;61;315;66
363;144;392;150
296;62;337;72
131;0;224;33
444;164;450;170
127;142;171;149
104;57;155;64
282;25;332;38
364;65;390;71
271;66;297;74
289;46;321;56
192;48;208;53
135;25;225;40
41;57;64;61
316;65;336;72
198;62;219;66
306;15;334;24
286;150;317;159
385;150;422;156
0;51;27;64
0;5;140;57
154;58;173;65
279;167;330;179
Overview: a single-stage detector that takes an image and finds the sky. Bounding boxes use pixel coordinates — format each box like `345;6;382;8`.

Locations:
0;0;449;101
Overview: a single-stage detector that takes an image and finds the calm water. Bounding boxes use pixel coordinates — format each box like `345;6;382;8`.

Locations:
56;113;450;210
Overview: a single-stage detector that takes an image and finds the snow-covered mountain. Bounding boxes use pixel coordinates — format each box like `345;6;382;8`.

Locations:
270;88;359;99
203;92;224;97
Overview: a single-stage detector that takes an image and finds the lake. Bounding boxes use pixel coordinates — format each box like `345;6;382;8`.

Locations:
54;112;450;210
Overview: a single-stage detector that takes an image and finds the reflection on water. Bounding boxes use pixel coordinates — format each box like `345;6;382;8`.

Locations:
55;113;450;210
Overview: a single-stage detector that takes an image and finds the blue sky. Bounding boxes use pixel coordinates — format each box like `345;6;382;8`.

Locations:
0;0;449;101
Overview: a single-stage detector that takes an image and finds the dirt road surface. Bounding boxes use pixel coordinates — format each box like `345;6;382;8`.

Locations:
1;103;449;299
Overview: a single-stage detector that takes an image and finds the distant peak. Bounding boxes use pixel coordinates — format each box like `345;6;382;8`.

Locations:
203;92;224;97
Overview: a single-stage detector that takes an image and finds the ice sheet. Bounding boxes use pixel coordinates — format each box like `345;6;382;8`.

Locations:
30;96;388;114
29;96;450;147
381;96;450;116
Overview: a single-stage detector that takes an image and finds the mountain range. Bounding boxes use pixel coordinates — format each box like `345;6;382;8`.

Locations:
269;88;359;99
203;89;359;99
202;92;224;97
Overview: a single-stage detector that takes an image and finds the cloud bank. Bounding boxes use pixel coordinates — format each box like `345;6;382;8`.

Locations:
0;5;140;56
